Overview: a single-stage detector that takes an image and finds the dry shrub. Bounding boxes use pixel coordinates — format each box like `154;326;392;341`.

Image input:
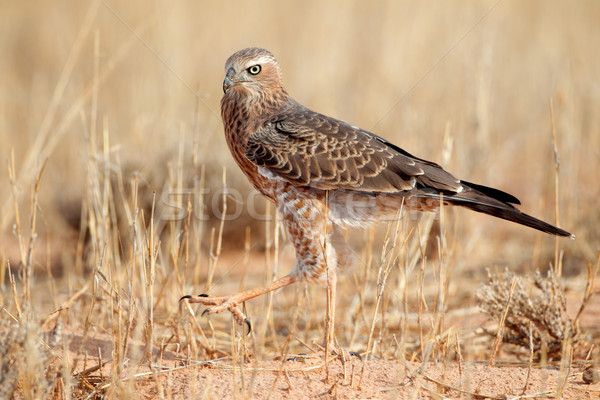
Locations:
477;268;578;359
0;316;62;399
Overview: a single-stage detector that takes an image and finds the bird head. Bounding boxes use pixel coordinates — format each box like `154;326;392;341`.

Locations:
222;47;284;97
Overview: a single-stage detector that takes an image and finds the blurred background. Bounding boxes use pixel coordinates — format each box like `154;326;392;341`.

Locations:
0;0;598;309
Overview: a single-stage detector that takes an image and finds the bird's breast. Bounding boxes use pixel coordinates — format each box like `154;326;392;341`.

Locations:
221;95;277;201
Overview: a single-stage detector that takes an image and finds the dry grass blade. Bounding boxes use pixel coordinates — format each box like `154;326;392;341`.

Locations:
489;276;518;366
573;251;600;326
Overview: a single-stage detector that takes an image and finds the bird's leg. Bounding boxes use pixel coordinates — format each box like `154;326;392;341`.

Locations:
180;274;297;332
325;264;337;351
324;267;362;361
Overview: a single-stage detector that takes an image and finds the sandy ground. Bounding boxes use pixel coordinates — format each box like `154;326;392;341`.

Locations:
133;357;599;399
62;291;600;399
20;248;596;399
67;332;600;399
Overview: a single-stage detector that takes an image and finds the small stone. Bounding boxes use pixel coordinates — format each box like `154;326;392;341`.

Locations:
582;367;599;384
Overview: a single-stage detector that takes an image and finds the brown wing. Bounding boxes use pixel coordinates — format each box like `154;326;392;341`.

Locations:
244;104;574;237
245;106;462;194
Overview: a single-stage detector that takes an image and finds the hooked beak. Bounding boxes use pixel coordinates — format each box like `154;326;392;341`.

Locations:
223;67;235;93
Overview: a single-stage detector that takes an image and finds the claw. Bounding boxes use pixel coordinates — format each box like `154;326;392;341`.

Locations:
180;293;209;302
179;294;251;334
243;318;252;335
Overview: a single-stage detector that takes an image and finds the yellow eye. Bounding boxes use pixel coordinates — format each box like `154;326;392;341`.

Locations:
248;65;261;75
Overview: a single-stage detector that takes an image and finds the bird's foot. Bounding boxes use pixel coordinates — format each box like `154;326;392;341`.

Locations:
180;276;297;335
180;294;252;334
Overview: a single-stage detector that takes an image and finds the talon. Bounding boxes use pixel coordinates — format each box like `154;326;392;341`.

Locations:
349;351;362;360
243;318;252;335
202;308;211;317
180;293;209;302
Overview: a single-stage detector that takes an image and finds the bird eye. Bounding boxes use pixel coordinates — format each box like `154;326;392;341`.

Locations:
248;65;261;75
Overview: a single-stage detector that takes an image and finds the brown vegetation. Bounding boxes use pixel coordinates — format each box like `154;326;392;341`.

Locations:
1;1;599;398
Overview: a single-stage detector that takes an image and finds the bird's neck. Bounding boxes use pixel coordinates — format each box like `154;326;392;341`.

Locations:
220;87;291;194
221;86;291;138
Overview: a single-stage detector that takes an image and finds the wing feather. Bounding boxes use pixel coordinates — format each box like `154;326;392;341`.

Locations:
245;107;462;194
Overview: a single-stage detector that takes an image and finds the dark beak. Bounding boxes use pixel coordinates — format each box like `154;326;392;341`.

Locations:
223;67;235;93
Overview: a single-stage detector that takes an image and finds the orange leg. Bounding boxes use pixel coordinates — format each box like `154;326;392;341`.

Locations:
325;265;337;351
325;267;362;359
180;274;297;333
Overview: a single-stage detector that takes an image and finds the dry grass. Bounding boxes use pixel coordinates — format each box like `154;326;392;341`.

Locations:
1;1;599;398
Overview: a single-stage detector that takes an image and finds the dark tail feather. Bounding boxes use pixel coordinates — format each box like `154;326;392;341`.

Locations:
414;182;573;237
456;201;573;238
459;180;521;205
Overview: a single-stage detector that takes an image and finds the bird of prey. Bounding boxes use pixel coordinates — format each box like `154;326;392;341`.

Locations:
181;47;572;348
